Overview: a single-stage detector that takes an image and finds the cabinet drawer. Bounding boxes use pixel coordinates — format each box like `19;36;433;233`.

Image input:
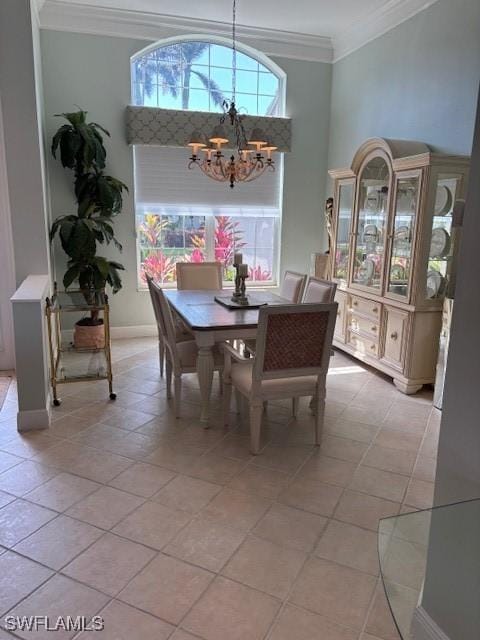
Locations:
334;291;347;342
382;306;409;368
347;332;379;358
348;314;380;341
349;295;380;319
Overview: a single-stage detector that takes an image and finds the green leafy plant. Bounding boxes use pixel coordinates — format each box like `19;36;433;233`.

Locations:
50;110;128;313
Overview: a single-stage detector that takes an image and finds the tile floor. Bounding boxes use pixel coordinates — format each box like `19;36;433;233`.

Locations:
0;338;439;639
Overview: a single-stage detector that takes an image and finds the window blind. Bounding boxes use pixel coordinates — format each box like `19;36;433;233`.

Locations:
134;146;282;212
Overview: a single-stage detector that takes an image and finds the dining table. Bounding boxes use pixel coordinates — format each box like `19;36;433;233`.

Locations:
164;289;289;423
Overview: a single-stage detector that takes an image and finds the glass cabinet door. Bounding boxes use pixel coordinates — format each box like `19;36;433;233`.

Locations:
352;156;390;290
333;180;355;285
387;174;420;300
425;174;462;300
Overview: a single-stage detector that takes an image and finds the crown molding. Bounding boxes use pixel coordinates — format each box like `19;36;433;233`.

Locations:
31;0;46;26
333;0;441;62
38;0;442;64
38;1;334;63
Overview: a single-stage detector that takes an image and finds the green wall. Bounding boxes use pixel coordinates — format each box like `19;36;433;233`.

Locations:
40;30;331;328
327;0;480;180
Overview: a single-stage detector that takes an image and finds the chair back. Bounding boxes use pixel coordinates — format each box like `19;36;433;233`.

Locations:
280;270;307;303
176;262;222;290
146;275;164;337
253;303;337;383
148;279;182;370
303;277;337;303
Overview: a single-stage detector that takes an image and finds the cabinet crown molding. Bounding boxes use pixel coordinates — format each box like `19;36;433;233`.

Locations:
330;139;470;177
350;138;430;173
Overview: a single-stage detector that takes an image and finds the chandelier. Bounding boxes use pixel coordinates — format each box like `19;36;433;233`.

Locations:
186;0;277;188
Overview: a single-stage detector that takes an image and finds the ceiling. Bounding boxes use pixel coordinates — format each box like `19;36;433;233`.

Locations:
37;0;440;61
42;0;391;38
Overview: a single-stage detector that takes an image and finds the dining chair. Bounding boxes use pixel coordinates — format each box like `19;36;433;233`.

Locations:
149;278;223;417
176;262;223;290
302;276;337;303
280;270;308;303
146;275;192;377
301;277;337;413
223;302;337;454
242;269;308;359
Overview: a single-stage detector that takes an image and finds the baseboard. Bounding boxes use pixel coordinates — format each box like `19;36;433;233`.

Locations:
110;324;157;339
411;606;452;640
17;405;51;432
62;324;157;343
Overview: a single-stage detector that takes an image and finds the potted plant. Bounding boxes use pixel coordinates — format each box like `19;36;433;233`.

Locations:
50;109;128;348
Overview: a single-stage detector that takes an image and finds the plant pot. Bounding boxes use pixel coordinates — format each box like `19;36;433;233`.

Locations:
73;319;105;349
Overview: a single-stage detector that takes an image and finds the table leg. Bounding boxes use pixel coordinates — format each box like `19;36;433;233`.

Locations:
197;345;215;424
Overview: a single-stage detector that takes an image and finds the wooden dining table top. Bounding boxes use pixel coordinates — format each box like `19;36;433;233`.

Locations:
164;289;289;331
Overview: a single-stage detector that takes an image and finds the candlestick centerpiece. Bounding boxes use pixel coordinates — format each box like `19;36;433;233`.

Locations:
238;264;249;305
232;253;243;301
231;254;249;305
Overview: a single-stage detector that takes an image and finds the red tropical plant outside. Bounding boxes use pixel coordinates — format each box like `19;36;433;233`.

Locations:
249;265;272;282
189;215;246;277
141;252;176;283
188;248;205;263
139;214;275;283
214;216;245;267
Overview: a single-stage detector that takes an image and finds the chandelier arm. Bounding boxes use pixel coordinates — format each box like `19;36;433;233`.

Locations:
241;163;268;182
202;160;230;181
199;165;227;182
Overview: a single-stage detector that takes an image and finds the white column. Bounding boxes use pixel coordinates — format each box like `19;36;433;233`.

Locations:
11;276;51;431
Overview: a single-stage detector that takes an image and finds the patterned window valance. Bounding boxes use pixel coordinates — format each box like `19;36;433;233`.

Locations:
125;106;292;152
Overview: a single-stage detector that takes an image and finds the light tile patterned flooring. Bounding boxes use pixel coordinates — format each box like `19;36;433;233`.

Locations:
0;338;439;639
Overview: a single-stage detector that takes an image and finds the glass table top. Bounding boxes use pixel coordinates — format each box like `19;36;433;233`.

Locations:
51;289;107;311
378;499;480;639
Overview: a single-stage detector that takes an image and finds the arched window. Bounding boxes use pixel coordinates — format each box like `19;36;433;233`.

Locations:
131;39;284;116
131;38;285;288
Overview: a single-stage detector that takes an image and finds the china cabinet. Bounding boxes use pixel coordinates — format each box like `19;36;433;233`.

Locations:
329;138;469;394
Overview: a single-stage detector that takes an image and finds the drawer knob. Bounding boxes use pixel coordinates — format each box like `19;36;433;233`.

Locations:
370;344;376;351
371;326;377;332
353;301;358;306
372;307;379;313
390;331;398;341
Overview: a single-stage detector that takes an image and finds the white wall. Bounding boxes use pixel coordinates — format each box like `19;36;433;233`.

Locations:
421;88;480;640
0;0;52;424
40;30;332;328
0;0;51;285
0;98;16;371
